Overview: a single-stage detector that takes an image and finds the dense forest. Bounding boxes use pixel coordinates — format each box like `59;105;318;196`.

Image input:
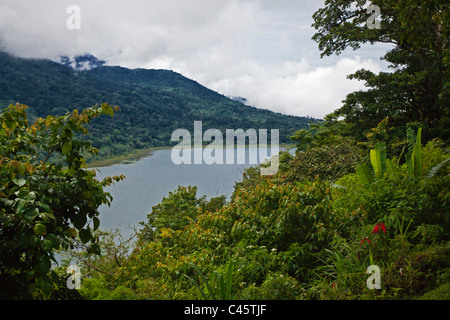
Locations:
0;51;312;164
0;0;449;301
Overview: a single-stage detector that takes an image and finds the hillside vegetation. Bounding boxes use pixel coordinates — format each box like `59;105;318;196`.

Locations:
0;0;448;300
0;51;312;164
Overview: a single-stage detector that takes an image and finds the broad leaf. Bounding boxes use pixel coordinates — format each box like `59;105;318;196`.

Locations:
356;162;375;186
33;223;47;236
72;213;87;230
79;228;92;244
411;127;422;178
62;141;72;155
370;142;386;180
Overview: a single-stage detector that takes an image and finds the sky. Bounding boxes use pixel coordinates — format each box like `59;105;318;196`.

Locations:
0;0;393;119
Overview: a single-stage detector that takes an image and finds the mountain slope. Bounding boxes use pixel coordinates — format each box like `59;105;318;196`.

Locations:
0;52;314;160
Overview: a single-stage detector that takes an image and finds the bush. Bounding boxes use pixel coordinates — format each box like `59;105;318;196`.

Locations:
286;141;363;183
257;272;306;300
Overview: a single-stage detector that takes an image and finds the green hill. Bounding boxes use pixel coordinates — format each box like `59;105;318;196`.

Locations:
0;52;314;162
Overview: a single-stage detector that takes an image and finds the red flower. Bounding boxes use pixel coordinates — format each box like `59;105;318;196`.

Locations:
372;222;386;234
359;237;371;245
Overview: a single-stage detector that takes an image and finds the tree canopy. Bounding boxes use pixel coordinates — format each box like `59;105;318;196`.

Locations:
0;103;124;298
311;0;449;144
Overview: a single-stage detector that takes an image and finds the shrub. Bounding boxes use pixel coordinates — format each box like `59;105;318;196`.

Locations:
286;141;363;183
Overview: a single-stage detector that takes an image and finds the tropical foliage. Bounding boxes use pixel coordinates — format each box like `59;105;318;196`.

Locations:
0;103;124;299
55;127;449;300
0;0;449;301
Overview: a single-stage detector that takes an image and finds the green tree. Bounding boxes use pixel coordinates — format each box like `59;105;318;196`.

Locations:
0;103;124;299
312;0;449;143
139;186;206;242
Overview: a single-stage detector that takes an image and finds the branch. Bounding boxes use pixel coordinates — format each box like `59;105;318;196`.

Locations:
42;149;54;165
77;255;115;276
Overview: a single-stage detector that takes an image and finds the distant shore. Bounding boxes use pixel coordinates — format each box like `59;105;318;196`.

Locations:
87;146;173;168
87;144;293;168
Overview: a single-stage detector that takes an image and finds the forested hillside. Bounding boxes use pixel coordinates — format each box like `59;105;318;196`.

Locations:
0;52;312;162
0;0;448;302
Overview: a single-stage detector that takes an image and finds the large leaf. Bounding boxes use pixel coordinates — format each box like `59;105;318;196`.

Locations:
79;228;92;244
356;162;375;186
370;142;386;180
411;127;422;178
92;216;100;231
13;178;26;187
72;213;87;230
33;223;47;236
62;141;72;155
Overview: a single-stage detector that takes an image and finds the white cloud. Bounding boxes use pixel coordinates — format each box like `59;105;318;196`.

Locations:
193;56;382;119
0;0;390;119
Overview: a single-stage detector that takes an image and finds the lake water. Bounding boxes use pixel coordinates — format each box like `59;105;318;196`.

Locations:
94;147;282;234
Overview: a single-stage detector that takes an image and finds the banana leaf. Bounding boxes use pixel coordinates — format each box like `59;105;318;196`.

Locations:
370;142;386;180
356;162;375;186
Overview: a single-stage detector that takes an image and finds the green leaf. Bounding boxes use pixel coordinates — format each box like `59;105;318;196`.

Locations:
41;239;54;251
13;178;26;187
16;199;27;215
38;202;52;213
356;162;375;186
65;227;77;238
33;223;47;236
189;263;217;300
18;163;26;175
107;107;114;117
79;228;91;244
411;127;422;178
26;191;36;202
72;213;87;230
92;217;100;231
369;142;386;180
225;260;234;299
39;211;56;222
62;141;72;155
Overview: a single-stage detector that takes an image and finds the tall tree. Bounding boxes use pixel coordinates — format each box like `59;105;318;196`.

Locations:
312;0;449;142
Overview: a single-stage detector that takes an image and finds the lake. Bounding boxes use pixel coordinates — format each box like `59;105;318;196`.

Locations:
94;146;283;235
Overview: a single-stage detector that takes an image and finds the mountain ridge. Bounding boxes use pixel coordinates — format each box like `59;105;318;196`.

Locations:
0;51;314;162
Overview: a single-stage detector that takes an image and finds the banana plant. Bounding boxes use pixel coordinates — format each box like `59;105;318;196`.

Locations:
356;141;387;186
405;127;422;179
185;260;235;300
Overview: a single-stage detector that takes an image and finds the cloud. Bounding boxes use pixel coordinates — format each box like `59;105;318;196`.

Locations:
0;0;389;119
191;55;383;119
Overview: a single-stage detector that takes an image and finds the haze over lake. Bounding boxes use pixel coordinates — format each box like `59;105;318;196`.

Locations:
94;147;283;233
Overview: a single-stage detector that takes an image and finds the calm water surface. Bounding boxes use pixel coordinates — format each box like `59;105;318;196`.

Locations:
94;147;281;232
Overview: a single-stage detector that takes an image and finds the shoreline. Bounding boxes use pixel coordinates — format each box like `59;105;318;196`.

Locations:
88;143;294;168
87;146;173;168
